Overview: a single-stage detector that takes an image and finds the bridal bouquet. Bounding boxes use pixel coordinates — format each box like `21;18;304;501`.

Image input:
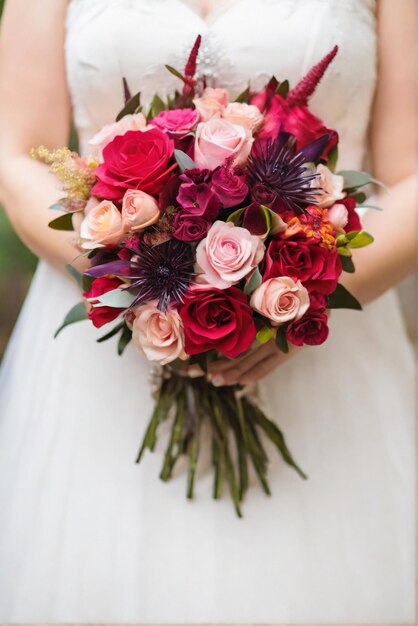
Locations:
33;38;377;516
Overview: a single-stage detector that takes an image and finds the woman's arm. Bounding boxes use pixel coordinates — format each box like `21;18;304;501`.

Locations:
342;0;416;304
207;0;417;386
0;0;78;269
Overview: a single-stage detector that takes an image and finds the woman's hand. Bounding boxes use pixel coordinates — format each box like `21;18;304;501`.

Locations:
206;339;298;387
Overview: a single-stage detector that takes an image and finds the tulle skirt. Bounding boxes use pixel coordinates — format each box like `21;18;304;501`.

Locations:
0;261;415;622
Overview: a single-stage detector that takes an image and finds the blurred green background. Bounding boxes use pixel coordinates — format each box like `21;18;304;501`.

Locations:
0;0;37;358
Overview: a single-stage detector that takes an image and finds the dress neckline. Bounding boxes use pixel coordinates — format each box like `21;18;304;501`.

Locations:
175;0;244;27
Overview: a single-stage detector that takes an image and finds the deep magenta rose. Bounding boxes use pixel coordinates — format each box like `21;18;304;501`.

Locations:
92;129;176;202
263;236;342;294
177;170;220;220
173;213;211;242
251;91;338;158
287;292;329;346
211;165;249;208
178;287;256;358
84;276;124;329
151;108;199;136
337;196;362;232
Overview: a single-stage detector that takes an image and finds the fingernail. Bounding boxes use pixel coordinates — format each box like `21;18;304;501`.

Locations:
187;365;203;378
211;374;224;387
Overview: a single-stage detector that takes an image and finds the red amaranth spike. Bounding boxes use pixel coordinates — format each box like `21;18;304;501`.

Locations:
286;45;338;107
184;34;202;79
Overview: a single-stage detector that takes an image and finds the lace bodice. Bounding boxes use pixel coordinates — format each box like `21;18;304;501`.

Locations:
65;0;377;168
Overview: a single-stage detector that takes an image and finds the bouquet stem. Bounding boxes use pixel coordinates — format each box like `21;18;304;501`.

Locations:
137;367;307;517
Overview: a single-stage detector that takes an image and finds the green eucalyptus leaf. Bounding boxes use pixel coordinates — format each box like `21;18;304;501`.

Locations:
276;79;289;98
48;212;74;231
244;267;262;295
346;230;374;249
326;145;339;172
340;255;355;273
115;91;141;122
54;302;87;338
91;288;136;309
65;263;83;288
81;274;94;293
165;65;186;82
327;283;362;310
118;324;132;356
339;170;388;193
358;203;383;211
174;149;196;172
275;325;289;353
256;327;275;344
49;202;67;211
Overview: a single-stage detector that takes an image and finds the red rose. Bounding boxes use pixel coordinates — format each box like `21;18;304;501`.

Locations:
173;213;211;242
84;276;124;328
287;292;329;346
178;287;256;358
263;236;342;294
338;196;362;232
252;92;337;158
92;129;176;202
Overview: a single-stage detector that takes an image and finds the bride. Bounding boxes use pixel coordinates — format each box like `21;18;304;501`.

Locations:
0;0;415;622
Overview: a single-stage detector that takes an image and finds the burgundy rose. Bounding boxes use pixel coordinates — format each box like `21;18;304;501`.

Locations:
287;292;329;346
263;236;342;294
177;170;220;220
178;287;256;358
211;165;249;208
84;276;125;329
173;213;211;242
92;129;176;203
251;92;337;159
338;196;362;232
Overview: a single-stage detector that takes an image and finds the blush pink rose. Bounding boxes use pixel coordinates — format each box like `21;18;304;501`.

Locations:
313;164;346;208
327;202;349;232
88;113;150;161
132;301;187;365
193;87;229;121
121;190;160;232
80;200;125;248
194;118;253;171
196;220;265;289
222;102;264;133
250;276;310;326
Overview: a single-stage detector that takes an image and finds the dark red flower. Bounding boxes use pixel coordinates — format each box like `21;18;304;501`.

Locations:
287;292;329;346
263;235;342;294
178;287;256;358
92;129;176;202
211;165;249;208
251;92;337;159
173;213;211;242
84;276;124;328
338;196;362;232
176;170;220;219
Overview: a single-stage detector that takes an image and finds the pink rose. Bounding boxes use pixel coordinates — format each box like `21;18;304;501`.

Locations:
250;277;310;326
121;190;160;232
80;200;125;248
194;118;253;171
88;113;150;161
313;164;346;208
196;220;265;289
327;203;349;232
132;302;187;365
222;102;264;133
193;87;229;121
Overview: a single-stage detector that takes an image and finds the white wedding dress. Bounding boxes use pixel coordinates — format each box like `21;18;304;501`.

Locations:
0;0;415;622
